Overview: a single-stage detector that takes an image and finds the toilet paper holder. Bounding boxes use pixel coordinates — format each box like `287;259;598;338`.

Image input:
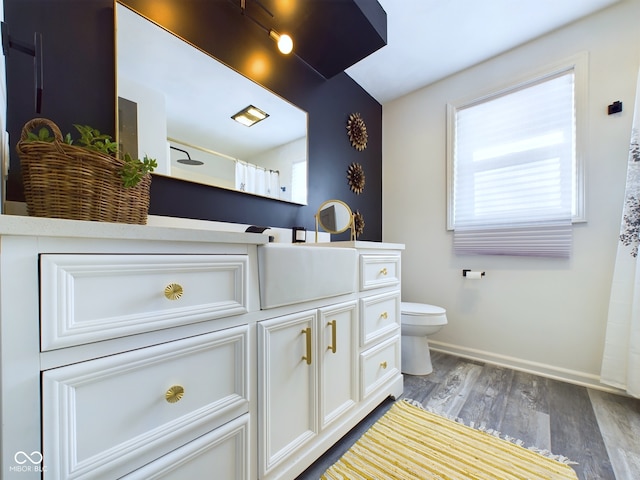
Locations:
462;269;485;277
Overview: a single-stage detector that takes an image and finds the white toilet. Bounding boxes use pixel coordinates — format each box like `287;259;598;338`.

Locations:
400;302;448;375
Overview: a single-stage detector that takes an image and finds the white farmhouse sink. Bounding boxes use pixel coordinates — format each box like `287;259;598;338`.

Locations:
257;243;357;309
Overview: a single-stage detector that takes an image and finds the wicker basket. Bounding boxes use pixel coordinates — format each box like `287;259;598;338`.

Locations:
16;118;151;224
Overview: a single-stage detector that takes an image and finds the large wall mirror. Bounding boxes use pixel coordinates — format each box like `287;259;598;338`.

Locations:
115;2;309;204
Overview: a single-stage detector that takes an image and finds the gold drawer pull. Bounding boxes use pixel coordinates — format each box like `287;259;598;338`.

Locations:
165;385;185;403
327;320;337;354
380;311;388;319
301;327;312;365
164;283;184;300
379;267;388;276
380;361;388;369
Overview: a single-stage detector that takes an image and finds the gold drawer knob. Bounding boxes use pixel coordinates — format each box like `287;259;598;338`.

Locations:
380;311;388;319
380;361;388;369
379;267;388;276
164;283;184;300
165;385;185;403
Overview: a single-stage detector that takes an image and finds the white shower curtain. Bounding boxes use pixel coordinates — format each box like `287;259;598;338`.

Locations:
267;170;280;198
235;161;247;192
235;161;280;199
601;67;640;398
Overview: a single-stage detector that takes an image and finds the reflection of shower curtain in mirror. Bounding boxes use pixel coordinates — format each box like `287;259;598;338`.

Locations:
267;170;280;197
601;67;640;398
235;161;280;199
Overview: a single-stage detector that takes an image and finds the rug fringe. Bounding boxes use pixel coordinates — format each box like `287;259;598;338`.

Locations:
402;398;578;465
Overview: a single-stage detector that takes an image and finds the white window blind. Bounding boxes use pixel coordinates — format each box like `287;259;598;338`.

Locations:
450;69;576;258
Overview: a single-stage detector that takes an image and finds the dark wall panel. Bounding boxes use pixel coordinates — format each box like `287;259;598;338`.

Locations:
4;0;116;202
4;0;383;241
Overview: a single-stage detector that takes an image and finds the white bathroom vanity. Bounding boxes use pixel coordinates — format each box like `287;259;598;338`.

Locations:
0;216;403;479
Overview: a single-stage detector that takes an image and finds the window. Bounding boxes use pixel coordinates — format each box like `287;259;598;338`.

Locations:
446;55;586;258
290;159;307;205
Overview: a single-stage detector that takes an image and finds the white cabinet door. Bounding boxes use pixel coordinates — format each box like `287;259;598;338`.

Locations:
40;254;248;350
42;326;248;479
359;253;400;291
360;291;401;348
122;414;249;480
318;301;358;429
258;310;318;477
360;334;401;399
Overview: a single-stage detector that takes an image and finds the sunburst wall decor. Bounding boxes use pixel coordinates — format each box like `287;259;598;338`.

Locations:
353;210;365;238
347;112;368;151
347;162;365;194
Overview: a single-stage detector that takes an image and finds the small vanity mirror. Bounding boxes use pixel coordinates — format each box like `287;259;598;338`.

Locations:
116;2;308;204
315;199;355;241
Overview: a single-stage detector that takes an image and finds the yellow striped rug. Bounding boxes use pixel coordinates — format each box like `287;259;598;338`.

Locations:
321;400;578;480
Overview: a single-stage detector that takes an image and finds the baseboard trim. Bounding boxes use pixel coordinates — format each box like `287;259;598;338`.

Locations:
429;340;626;395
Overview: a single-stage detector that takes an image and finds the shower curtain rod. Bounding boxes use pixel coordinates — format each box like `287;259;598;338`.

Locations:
168;138;279;173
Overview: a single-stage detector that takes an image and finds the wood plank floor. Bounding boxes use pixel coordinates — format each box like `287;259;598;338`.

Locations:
297;352;640;480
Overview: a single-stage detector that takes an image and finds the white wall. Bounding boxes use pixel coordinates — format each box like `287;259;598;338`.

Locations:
383;0;640;390
249;137;307;203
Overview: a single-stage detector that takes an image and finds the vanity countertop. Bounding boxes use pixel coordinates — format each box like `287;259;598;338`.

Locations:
0;214;269;245
306;240;405;250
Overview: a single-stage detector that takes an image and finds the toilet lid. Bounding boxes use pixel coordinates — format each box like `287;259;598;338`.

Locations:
401;302;446;316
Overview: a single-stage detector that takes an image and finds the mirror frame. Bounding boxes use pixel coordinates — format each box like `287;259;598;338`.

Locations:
315;199;355;242
115;1;309;205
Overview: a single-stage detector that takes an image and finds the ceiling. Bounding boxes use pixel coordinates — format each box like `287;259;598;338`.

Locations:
346;0;622;104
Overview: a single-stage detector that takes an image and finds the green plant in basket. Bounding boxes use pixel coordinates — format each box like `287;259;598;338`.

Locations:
26;125;73;145
73;124;118;156
25;124;156;188
121;153;157;188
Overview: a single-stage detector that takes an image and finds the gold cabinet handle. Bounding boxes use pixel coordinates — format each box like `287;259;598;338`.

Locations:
301;327;312;365
380;311;388;319
164;283;184;300
379;267;388;276
380;361;388;369
165;385;185;403
327;320;337;354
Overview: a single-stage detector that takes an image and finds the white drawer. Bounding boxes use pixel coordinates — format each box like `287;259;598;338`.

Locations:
360;335;401;399
360;291;400;348
122;414;249;480
42;326;249;480
359;254;400;291
40;254;248;350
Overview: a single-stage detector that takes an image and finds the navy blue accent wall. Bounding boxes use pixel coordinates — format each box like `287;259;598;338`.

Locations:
4;0;383;241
